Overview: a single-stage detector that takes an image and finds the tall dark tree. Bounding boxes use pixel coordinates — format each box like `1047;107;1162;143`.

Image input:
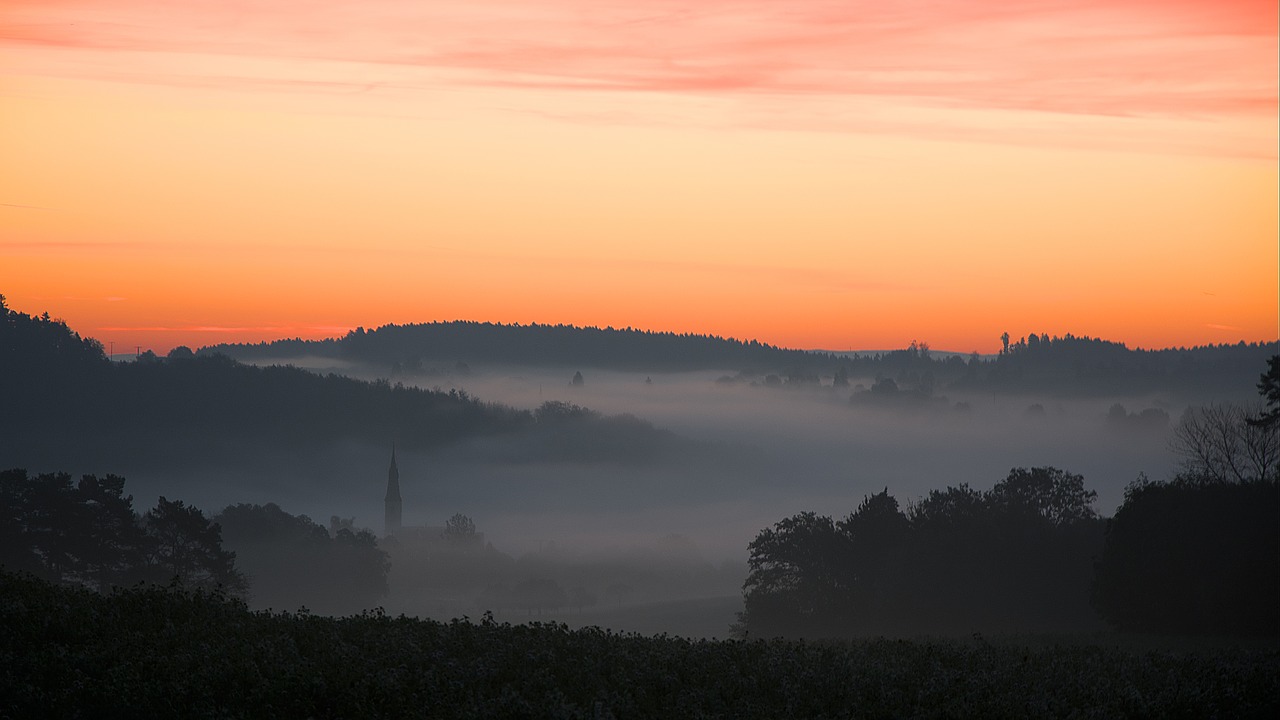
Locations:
21;471;82;582
987;466;1098;526
1093;476;1279;636
836;489;909;626
74;474;151;591
739;512;850;637
144;497;245;595
1251;355;1280;428
0;468;43;576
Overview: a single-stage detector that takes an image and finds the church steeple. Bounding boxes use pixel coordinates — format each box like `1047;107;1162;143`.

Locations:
384;444;402;537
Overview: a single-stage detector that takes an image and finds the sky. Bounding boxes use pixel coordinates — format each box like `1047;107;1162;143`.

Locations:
2;0;1276;355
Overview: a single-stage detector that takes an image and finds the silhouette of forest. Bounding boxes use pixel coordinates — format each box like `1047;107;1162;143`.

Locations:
737;467;1278;639
0;468;247;594
204;320;1277;399
1;465;394;614
738;359;1280;639
5;293;1278;644
0;297;678;467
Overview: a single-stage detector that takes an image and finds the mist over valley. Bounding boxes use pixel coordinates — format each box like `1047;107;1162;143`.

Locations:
5;300;1274;639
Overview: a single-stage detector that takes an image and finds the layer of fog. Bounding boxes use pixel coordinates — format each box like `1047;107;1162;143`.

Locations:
35;359;1248;635
360;363;1186;562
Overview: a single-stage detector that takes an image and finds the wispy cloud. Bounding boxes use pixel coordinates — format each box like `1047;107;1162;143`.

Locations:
3;0;1273;126
26;294;126;303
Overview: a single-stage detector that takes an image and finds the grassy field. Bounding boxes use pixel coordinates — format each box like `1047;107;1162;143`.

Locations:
3;573;1277;719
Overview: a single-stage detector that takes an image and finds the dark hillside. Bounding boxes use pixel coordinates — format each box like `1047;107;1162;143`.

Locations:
203;320;828;373
0;299;678;471
203;320;1277;400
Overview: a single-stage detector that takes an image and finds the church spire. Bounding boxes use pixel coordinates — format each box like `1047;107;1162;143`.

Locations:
384;443;402;537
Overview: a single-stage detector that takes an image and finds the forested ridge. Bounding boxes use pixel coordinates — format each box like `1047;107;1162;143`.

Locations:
203;320;822;372
203;320;1277;398
0;296;676;463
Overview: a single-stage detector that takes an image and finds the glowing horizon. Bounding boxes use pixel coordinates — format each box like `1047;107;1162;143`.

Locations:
2;0;1276;355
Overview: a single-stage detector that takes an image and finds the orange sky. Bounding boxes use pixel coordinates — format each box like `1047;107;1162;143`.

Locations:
2;0;1276;355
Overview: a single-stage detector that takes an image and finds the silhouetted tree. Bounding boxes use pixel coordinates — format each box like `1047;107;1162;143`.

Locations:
987;467;1097;526
19;471;82;582
144;497;245;595
2;469;248;595
0;468;44;576
1252;355;1280;428
739;468;1105;638
217;503;388;613
1093;475;1279;636
570;370;585;387
444;512;478;548
835;489;909;627
1173;403;1278;483
331;527;390;605
74;474;151;591
832;367;850;388
740;512;850;637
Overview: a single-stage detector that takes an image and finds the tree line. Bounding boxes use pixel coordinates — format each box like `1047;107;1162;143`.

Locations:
0;469;244;594
0;469;391;615
737;467;1106;637
0;296;680;467
202;317;1277;399
738;359;1280;638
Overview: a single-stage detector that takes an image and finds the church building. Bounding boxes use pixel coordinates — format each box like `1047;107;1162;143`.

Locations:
382;445;479;545
385;444;403;537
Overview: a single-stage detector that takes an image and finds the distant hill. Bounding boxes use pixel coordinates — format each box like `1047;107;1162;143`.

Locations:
200;321;826;373
0;297;680;472
201;321;1277;400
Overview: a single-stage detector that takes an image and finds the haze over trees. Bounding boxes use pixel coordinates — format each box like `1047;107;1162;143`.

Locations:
201;319;1277;399
216;503;390;614
737;467;1106;638
4;293;1278;642
0;297;682;472
739;356;1280;639
0;469;245;595
1092;369;1280;636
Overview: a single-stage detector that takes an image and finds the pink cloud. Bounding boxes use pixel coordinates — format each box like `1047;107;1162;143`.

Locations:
2;1;1274;138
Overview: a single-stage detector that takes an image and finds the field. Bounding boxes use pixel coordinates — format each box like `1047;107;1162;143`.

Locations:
3;573;1277;719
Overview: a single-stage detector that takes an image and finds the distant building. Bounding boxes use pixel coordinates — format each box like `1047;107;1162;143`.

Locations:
385;444;402;537
382;446;481;546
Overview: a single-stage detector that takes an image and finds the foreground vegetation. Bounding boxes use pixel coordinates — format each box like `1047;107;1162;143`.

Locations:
3;572;1277;719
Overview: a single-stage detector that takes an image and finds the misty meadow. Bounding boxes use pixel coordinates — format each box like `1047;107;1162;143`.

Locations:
3;296;1278;717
